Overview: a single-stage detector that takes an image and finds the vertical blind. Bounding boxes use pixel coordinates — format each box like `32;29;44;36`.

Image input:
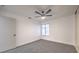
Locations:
41;24;49;36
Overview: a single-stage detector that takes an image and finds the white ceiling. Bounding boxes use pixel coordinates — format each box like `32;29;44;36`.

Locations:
0;5;78;20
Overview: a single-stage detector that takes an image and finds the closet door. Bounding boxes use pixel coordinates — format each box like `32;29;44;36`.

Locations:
0;16;16;52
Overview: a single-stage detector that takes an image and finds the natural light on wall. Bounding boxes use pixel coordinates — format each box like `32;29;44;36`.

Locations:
41;24;49;36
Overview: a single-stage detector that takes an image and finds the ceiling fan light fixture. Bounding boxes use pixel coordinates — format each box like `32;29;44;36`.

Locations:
41;16;46;19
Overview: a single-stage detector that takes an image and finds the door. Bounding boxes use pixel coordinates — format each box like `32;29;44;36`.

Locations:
0;16;16;52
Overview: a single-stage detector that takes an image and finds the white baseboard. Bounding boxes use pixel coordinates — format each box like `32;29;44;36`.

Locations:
42;39;75;46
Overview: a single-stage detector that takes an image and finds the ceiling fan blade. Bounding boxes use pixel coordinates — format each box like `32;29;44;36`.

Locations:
46;9;52;14
35;11;42;16
46;15;52;16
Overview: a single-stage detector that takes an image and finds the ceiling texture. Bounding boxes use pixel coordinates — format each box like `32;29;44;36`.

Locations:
0;5;78;21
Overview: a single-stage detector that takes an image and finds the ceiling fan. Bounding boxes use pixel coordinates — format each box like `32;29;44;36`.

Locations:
35;9;52;19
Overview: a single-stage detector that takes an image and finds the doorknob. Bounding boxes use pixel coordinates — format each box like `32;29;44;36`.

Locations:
13;34;16;37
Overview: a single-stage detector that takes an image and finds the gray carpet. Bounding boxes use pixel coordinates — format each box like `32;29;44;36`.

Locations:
1;39;77;53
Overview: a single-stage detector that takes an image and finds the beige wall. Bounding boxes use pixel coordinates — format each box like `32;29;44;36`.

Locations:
41;15;76;46
76;8;79;52
16;17;40;46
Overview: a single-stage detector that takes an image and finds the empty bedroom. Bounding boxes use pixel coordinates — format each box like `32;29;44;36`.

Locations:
0;5;79;53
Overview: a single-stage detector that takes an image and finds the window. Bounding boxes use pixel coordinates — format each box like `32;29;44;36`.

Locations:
41;24;49;36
